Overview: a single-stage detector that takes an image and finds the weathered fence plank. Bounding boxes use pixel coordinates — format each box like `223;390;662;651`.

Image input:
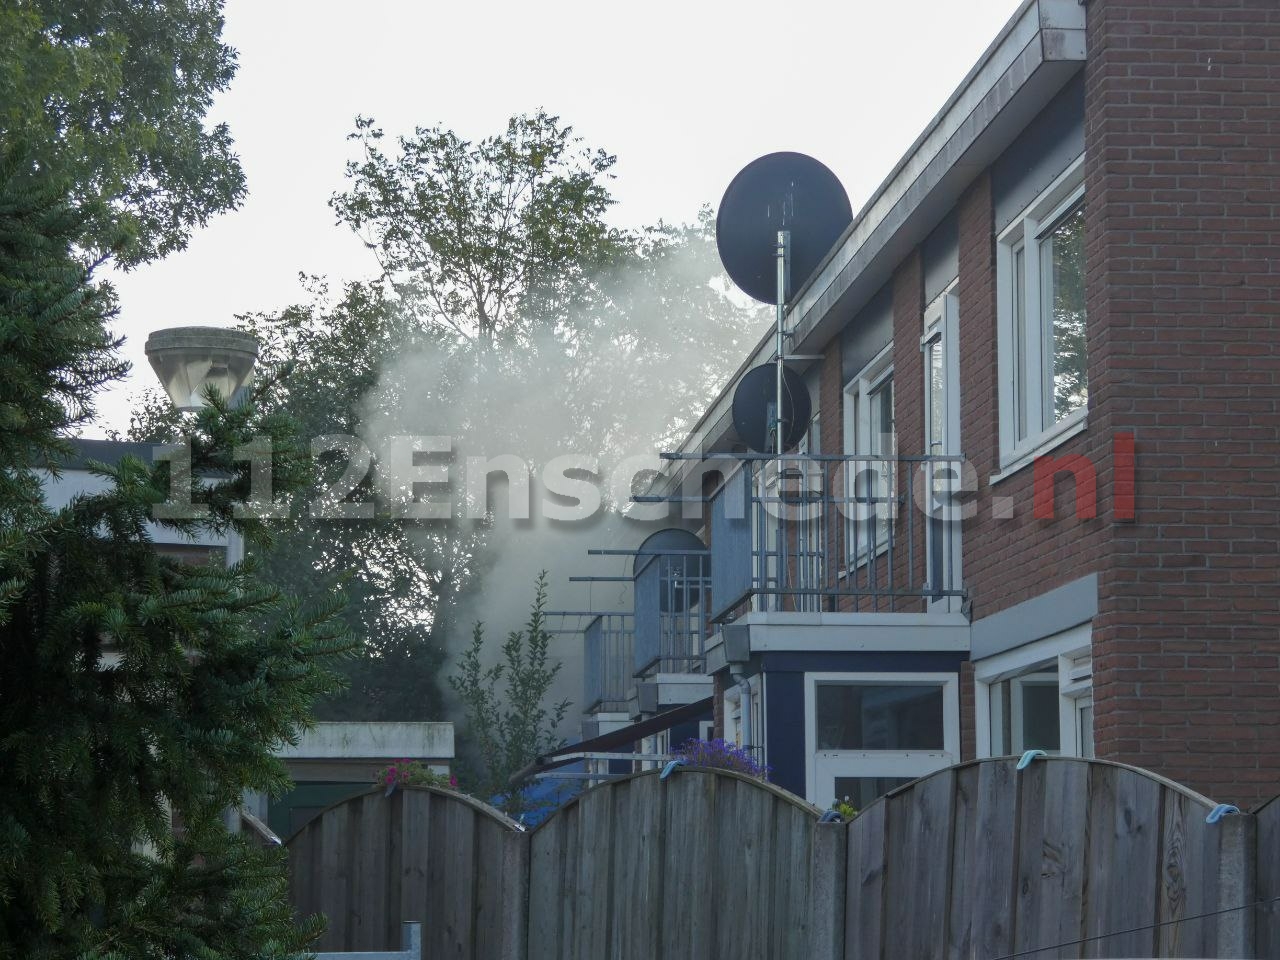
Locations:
971;758;1019;960
1256;795;1279;960
944;763;978;960
1083;764;1162;958
845;792;886;960
573;775;613;958
526;802;563;960
660;769;717;958
1023;757;1088;958
809;819;846;960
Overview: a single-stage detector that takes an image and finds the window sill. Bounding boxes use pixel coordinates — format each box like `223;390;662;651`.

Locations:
990;414;1088;487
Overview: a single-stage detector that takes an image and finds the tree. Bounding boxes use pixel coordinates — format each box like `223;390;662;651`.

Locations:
331;111;624;348
119;112;764;731
120;279;458;721
0;162;350;958
0;1;246;264
449;573;569;815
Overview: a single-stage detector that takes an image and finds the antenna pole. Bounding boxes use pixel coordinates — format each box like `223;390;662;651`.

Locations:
774;230;791;456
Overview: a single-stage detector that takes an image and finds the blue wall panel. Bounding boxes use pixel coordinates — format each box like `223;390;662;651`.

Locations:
710;469;751;620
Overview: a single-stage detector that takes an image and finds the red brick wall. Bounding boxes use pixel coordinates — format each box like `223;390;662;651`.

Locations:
1086;0;1280;806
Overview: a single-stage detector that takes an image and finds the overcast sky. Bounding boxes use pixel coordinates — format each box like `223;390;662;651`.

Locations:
95;0;1023;435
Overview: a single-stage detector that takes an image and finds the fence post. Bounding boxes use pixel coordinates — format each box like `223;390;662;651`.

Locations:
400;921;422;960
1216;814;1256;958
503;829;531;959
810;820;847;960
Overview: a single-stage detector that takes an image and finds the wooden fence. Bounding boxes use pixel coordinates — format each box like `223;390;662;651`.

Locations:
287;786;527;957
287;759;1278;959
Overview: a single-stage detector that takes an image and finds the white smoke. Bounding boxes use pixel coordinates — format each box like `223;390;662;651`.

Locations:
356;230;766;732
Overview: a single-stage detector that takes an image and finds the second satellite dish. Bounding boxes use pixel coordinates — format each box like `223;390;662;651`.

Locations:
716;152;853;303
731;364;812;453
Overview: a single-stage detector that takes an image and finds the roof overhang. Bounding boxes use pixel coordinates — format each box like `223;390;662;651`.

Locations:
670;0;1086;464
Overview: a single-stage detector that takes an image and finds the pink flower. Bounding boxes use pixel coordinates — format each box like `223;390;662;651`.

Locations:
449;775;458;788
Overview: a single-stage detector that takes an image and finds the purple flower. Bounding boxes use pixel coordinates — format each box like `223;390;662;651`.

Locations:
671;738;769;780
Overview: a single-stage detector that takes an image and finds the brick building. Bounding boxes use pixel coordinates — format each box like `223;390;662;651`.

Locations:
562;0;1278;809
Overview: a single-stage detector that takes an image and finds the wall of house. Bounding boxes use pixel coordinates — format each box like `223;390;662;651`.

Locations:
812;1;1280;805
817;69;1105;758
1086;0;1280;807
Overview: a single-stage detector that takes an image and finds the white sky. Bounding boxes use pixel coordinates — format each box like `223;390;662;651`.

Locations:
95;0;1023;436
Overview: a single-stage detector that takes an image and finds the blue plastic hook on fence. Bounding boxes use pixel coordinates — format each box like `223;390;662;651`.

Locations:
1205;803;1240;824
660;758;687;781
1016;749;1047;770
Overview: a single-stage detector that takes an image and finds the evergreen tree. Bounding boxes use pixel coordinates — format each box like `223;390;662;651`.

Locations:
0;161;351;958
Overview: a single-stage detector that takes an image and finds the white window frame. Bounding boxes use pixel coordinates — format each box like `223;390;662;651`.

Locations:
804;671;960;807
995;154;1087;477
842;344;896;567
921;286;963;611
973;623;1093;759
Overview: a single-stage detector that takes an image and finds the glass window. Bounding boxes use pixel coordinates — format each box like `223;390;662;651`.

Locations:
848;371;895;563
997;164;1087;466
926;335;944;455
1019;679;1061;752
1012;244;1028;442
990;669;1063;755
1043;205;1087;422
869;377;894;457
816;682;945;751
1077;699;1095;759
979;627;1093;759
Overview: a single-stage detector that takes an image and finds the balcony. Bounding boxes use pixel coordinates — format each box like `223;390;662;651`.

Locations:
660;453;968;623
632;548;710;676
559;529;714;723
582;613;634;713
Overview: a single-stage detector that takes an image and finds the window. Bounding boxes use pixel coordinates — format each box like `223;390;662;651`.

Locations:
843;346;895;564
974;624;1093;759
997;157;1087;471
805;672;959;808
922;288;962;607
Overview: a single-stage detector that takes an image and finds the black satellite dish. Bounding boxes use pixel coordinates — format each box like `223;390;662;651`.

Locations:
732;364;812;453
716;152;853;303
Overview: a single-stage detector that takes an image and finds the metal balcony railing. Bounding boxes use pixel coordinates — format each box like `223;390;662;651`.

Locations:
634;552;711;676
582;613;634;712
659;453;966;622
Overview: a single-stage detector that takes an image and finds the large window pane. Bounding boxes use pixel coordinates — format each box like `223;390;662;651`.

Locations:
1045;204;1087;422
1020;680;1061;751
816;683;945;750
926;336;944;455
869;377;894;457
